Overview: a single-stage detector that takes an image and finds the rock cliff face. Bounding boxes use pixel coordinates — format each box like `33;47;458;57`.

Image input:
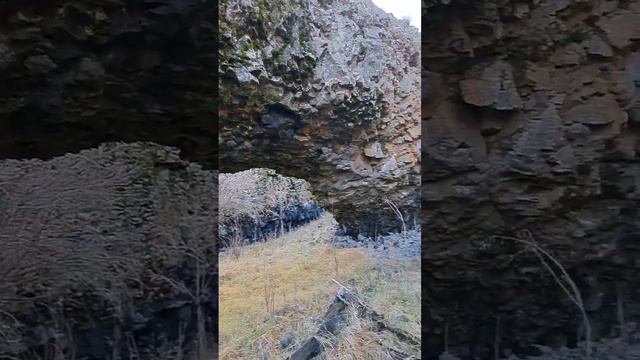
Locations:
0;2;218;357
218;0;421;235
423;0;640;358
0;0;216;167
0;142;217;359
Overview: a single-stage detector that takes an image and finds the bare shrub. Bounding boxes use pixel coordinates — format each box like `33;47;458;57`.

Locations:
494;315;500;360
384;198;407;236
616;282;627;344
263;275;276;320
150;241;215;358
331;245;340;278
492;230;592;359
219;170;263;224
227;218;245;260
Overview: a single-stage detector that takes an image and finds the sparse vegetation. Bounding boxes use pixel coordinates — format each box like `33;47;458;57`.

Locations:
385;198;407;237
219;213;421;359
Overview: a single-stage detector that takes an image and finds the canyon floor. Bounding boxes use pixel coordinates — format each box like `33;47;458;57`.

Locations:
218;214;421;359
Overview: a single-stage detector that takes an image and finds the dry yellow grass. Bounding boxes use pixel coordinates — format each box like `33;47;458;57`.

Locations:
219;214;421;359
321;256;421;359
219;214;373;359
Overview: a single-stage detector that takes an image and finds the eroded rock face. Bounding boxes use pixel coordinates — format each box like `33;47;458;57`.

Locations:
423;1;640;358
218;0;421;235
0;142;217;358
0;0;216;167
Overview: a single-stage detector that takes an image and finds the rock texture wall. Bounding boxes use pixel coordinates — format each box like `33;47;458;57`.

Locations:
0;142;217;359
423;0;640;358
0;0;216;167
0;2;219;356
219;0;421;235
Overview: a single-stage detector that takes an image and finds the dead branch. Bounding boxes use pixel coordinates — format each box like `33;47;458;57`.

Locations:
492;230;592;359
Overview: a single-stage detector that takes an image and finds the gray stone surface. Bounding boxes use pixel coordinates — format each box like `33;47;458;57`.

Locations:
280;331;295;349
423;0;640;359
0;0;216;167
0;142;217;358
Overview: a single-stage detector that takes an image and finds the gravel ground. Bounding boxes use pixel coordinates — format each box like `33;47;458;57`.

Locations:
332;229;421;260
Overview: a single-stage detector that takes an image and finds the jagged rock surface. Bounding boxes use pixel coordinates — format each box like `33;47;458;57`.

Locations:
0;1;221;358
0;142;217;359
219;0;421;235
423;0;640;359
0;0;216;167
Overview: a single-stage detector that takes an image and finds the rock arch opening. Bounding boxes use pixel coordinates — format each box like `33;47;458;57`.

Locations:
219;0;421;236
218;168;324;248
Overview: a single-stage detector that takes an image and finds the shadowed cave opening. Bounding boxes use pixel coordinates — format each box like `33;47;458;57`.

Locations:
219;102;421;239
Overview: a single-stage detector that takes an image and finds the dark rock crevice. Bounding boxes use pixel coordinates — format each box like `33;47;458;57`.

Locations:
219;203;324;248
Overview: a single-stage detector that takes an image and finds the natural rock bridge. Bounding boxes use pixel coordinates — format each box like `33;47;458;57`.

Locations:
0;0;421;236
218;0;422;235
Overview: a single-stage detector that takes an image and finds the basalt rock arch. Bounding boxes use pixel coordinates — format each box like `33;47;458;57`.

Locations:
0;0;421;236
218;0;421;235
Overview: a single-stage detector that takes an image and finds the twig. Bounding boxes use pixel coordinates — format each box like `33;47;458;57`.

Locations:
330;278;350;291
616;282;627;346
494;315;501;360
493;230;592;359
384;198;407;236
